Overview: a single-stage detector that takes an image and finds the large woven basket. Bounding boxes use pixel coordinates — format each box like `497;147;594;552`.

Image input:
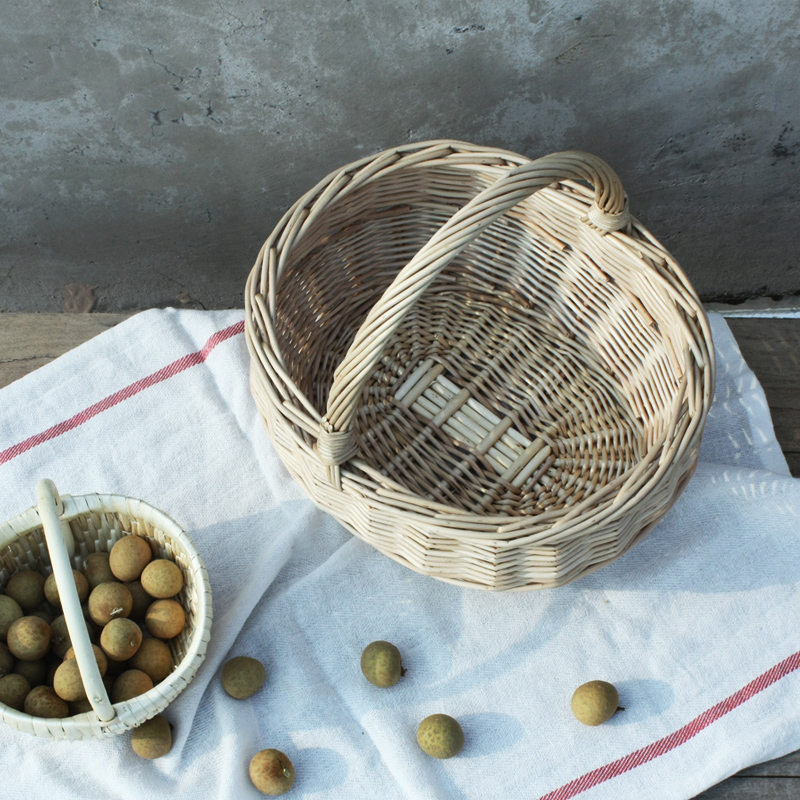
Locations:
245;140;715;591
0;480;212;738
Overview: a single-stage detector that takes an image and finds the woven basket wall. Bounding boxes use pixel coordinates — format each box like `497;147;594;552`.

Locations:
0;488;212;738
245;140;715;591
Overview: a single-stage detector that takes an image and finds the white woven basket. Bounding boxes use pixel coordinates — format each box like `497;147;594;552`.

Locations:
0;480;212;739
245;140;715;591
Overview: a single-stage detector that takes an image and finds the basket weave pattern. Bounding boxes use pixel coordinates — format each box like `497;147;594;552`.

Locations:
245;140;715;591
0;491;211;738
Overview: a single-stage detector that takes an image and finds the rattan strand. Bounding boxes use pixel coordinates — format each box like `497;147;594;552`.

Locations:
245;140;715;591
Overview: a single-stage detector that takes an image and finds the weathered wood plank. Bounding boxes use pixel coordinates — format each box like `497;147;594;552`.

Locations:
0;313;133;389
695;777;800;799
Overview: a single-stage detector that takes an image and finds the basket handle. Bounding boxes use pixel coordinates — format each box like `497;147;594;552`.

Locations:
316;150;630;468
37;479;116;722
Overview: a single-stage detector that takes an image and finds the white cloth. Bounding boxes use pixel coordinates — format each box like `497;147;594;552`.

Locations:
0;308;798;800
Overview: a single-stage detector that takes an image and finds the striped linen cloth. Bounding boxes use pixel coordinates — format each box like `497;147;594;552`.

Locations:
0;308;798;799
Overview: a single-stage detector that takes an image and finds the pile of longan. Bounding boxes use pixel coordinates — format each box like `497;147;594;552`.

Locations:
0;533;185;755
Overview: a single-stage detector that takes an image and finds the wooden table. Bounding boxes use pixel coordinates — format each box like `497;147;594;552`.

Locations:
1;312;798;798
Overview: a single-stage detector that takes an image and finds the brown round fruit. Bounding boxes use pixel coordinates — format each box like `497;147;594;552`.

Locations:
145;599;185;640
44;569;90;608
131;714;173;758
571;680;620;726
5;570;46;613
125;581;153;620
221;656;266;699
82;552;115;590
6;616;51;661
112;669;154;703
24;685;69;718
0;595;24;640
12;658;49;688
129;637;174;684
88;582;133;626
100;617;143;661
140;559;184;599
109;535;153;582
0;673;30;710
416;714;465;759
361;640;403;688
64;643;108;677
0;641;13;677
53;658;87;702
249;749;295;795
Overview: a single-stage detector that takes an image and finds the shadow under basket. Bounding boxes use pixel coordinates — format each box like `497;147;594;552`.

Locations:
0;481;212;739
245;140;716;591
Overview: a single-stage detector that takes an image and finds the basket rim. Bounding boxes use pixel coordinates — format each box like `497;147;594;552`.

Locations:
0;491;212;738
244;139;717;535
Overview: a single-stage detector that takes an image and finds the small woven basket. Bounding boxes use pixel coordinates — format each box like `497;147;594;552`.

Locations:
0;480;212;739
245;140;715;591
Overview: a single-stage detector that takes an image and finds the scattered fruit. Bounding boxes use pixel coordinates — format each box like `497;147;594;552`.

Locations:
131;714;173;759
361;640;403;688
571;680;620;726
53;658;87;702
112;669;154;703
249;748;295;795
24;685;69;718
221;655;266;699
416;714;464;759
88;582;133;626
82;552;115;590
129;638;174;683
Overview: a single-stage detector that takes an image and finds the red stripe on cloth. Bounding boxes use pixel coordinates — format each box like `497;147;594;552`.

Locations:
538;649;800;800
0;320;245;466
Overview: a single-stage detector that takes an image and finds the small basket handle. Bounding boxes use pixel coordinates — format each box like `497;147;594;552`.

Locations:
37;479;116;722
317;150;630;469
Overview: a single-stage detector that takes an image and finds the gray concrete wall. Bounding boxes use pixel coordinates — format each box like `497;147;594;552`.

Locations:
1;0;798;311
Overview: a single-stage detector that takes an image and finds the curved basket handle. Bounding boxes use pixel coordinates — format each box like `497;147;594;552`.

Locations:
317;150;630;468
37;479;116;722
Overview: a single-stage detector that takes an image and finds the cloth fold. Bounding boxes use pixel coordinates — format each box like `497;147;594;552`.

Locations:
0;308;798;800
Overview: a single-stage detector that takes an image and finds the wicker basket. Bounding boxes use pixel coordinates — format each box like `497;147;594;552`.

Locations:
0;480;212;738
245;140;715;591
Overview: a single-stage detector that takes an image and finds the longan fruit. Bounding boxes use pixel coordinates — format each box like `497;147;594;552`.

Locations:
83;552;115;590
24;685;69;718
221;656;266;700
571;680;620;726
125;581;153;621
0;594;23;640
128;638;174;684
44;569;89;607
249;749;295;795
12;658;49;688
53;658;87;702
140;559;184;599
131;714;172;759
109;535;153;582
5;570;46;613
111;669;154;703
88;582;133;626
145;600;185;640
361;641;404;688
100;617;142;661
6;616;51;661
416;714;465;759
0;673;31;711
64;643;108;677
0;641;13;677
70;698;94;715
